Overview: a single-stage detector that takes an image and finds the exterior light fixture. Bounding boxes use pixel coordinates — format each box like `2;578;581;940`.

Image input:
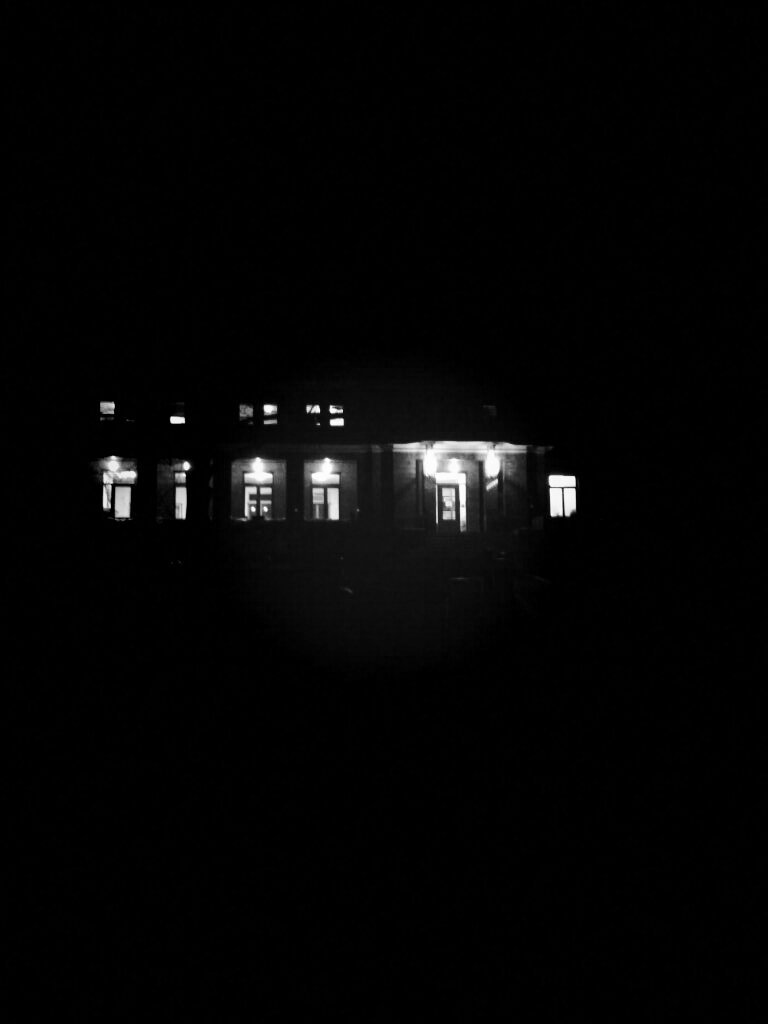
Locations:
107;459;120;472
182;461;191;472
251;457;271;483
423;448;437;479
449;458;460;474
485;448;500;479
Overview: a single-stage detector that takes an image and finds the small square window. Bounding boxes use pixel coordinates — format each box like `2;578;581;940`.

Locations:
239;403;254;424
100;401;115;421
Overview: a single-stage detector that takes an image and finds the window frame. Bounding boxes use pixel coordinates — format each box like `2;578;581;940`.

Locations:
311;483;340;521
548;475;578;518
243;470;275;520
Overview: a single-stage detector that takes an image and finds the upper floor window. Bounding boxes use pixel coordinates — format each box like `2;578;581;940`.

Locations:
549;475;577;517
239;403;254;426
263;403;278;426
100;401;116;421
170;402;185;425
306;403;322;427
329;403;344;427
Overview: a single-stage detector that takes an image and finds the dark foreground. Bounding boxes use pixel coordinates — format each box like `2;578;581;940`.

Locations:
10;526;759;1014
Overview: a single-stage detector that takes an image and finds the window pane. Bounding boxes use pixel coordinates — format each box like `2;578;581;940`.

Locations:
306;404;321;415
100;401;115;419
549;475;576;488
329;404;343;415
329;418;344;427
174;486;187;520
170;415;185;425
102;482;113;511
327;487;340;521
174;471;187;484
259;487;272;496
244;472;274;485
312;487;324;505
260;501;273;520
263;402;278;425
549;488;564;517
310;472;340;485
564;487;577;517
114;486;132;519
239;403;254;422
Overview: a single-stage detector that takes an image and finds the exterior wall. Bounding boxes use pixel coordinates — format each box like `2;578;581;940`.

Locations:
393;451;420;527
302;458;358;521
501;452;529;530
230;457;287;520
157;459;175;519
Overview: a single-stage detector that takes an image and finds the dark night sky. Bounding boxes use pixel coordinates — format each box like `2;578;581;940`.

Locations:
10;6;759;467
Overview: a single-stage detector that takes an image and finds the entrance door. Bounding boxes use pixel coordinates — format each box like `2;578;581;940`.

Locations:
437;484;460;533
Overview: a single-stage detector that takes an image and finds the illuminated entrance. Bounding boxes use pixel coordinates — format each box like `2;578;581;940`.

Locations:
435;471;467;533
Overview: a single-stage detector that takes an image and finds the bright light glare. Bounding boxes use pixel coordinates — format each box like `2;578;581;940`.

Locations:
449;458;459;473
107;459;119;472
424;450;437;478
170;416;185;425
549;475;576;488
485;450;500;478
182;461;191;471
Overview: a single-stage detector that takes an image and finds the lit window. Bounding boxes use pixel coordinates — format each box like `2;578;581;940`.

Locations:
100;401;115;421
243;471;275;519
100;459;137;518
548;475;577;517
239;403;254;425
170;402;185;425
312;484;340;520
329;403;344;427
306;403;322;427
174;470;187;520
263;403;278;426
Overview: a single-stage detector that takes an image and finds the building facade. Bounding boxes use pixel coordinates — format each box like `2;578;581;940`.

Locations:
83;377;578;542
